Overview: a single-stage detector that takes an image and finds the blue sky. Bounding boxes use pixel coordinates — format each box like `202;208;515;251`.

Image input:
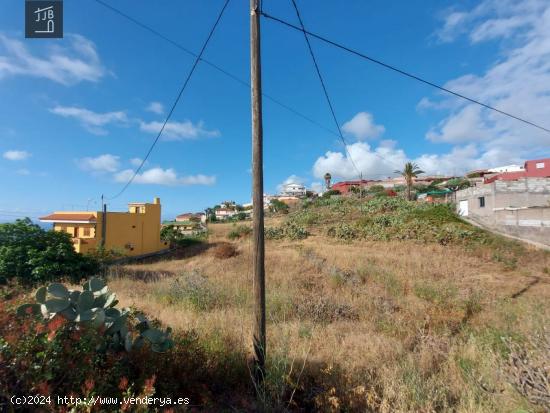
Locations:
1;0;549;220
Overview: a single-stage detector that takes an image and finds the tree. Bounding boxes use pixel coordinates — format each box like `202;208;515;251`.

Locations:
445;178;471;191
0;218;99;284
395;162;424;201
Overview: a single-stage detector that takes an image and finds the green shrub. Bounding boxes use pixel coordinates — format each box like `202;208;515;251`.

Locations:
161;271;227;311
16;277;173;353
161;225;206;247
265;221;309;240
0;218;99;284
227;224;252;240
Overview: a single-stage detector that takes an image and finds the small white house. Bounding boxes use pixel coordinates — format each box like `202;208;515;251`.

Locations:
280;183;306;197
215;208;237;220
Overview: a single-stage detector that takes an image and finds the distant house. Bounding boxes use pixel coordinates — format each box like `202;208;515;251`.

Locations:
455;174;550;246
40;197;168;256
485;158;550;183
331;180;372;194
280;183;306;197
215;208;237;221
176;212;206;224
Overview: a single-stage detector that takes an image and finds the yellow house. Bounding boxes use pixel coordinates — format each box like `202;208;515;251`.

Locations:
40;197;168;257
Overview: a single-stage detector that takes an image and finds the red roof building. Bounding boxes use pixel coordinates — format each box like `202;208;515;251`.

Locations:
331;180;372;194
485;158;550;183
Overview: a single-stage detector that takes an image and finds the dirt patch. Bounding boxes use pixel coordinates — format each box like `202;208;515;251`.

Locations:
212;243;239;259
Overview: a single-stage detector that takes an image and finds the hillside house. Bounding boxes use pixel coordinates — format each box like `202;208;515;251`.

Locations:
331;180;372;194
40;197;168;256
280;183;307;197
176;212;206;224
456;177;550;246
484;158;550;183
215;208;237;220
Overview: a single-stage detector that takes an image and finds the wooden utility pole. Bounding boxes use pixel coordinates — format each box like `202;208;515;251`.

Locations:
250;0;266;385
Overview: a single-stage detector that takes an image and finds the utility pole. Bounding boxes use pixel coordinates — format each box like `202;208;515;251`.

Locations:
250;0;266;385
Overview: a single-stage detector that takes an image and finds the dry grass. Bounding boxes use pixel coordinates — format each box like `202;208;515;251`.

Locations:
106;219;550;412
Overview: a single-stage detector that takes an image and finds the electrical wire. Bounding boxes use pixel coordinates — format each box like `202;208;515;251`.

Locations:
92;0;342;145
261;10;550;135
289;0;362;179
105;0;231;200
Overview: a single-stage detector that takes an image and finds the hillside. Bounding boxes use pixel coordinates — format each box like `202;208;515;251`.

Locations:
105;197;549;411
2;198;549;411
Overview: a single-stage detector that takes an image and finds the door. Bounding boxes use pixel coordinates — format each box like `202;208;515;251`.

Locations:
458;200;468;216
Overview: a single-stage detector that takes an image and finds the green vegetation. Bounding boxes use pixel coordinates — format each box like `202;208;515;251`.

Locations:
17;277;173;353
0;218;99;285
395;161;424;200
268;198;289;214
227;224;252;240
292;196;490;245
160;224;206;247
265;221;309;240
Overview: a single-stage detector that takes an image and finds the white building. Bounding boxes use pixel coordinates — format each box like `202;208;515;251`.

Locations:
280;183;306;197
215;208;237;220
488;164;525;173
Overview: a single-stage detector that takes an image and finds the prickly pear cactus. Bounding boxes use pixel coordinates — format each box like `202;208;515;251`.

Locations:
17;277;173;353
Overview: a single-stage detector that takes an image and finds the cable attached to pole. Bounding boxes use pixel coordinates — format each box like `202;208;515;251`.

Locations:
261;9;550;135
105;0;231;200
289;0;362;180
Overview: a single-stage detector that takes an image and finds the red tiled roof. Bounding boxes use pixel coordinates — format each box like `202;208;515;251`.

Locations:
39;213;96;222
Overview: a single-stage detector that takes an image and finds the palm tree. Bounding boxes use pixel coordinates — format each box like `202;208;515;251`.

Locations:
324;172;332;190
395;162;424;201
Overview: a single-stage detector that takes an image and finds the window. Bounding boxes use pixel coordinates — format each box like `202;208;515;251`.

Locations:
478;197;485;208
83;227;90;237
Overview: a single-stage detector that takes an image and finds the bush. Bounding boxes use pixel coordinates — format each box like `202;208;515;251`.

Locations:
0;218;99;284
16;277;173;353
161;271;227;311
269;199;289;214
227;224;252;240
321;189;341;198
161;225;206;247
265;221;309;240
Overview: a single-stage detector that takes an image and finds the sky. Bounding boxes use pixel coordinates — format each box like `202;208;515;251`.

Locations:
1;0;549;221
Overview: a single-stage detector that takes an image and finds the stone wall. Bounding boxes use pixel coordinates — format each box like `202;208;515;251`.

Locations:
491;207;550;246
456;178;550;246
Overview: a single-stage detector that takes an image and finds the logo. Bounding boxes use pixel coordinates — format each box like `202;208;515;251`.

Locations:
25;1;63;38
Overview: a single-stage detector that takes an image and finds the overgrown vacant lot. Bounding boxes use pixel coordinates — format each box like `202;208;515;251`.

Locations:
107;198;550;412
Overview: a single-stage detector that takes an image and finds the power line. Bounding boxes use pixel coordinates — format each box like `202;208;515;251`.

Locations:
92;0;341;143
93;0;401;179
289;0;361;178
261;10;550;135
106;0;231;200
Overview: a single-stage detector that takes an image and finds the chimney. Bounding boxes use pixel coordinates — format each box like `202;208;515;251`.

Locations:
153;197;160;205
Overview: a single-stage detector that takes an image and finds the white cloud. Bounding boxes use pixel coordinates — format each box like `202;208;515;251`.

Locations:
79;154;120;173
313;141;407;180
311;141;515;179
3;150;30;161
310;181;324;193
114;168;216;186
139;120;220;140
342;111;385;140
146;101;164;115
129;158;144;167
16;168;30;175
0;33;106;85
425;0;550;164
50;106;127;135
